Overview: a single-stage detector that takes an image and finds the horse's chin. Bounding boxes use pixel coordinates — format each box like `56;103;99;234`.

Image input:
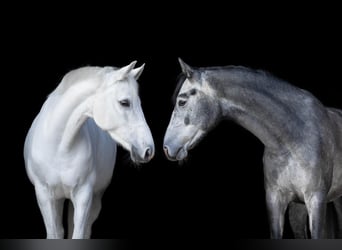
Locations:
175;147;188;161
130;155;145;165
130;148;150;164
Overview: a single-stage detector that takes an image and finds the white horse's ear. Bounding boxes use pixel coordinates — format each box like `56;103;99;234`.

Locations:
178;58;194;78
118;61;137;79
131;63;145;80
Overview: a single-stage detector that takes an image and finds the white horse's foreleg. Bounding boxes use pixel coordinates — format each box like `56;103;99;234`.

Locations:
71;186;94;239
265;189;290;239
86;192;104;238
69;192;103;239
35;186;65;239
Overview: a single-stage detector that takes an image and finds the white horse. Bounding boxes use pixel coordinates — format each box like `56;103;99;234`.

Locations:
24;61;154;239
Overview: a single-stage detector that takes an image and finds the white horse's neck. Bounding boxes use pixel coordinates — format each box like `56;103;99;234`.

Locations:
58;93;94;151
47;80;99;153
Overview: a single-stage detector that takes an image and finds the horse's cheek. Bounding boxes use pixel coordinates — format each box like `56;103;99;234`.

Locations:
195;98;217;130
93;97;115;130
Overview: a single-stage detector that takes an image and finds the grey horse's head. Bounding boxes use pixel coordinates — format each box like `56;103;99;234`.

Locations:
163;58;221;161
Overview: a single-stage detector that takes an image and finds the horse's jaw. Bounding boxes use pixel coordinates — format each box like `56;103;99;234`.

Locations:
164;129;205;161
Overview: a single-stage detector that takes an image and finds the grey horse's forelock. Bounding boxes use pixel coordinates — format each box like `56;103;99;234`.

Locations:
172;73;187;105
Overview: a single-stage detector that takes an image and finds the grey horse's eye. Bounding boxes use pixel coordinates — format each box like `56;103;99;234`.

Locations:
178;99;187;107
119;99;130;107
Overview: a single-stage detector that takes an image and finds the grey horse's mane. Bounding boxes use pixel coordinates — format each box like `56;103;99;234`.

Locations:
172;65;285;104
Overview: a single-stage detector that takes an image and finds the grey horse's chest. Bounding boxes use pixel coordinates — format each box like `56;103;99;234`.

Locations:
263;150;318;200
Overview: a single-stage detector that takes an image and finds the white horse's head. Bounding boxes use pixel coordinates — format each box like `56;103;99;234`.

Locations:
163;59;221;162
93;61;154;163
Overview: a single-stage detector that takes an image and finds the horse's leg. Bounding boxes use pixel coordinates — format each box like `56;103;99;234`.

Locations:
288;202;309;238
35;185;65;239
83;192;104;238
324;201;337;238
67;194;102;238
71;186;94;239
265;189;290;238
305;192;327;239
333;198;342;238
66;196;103;238
288;200;337;238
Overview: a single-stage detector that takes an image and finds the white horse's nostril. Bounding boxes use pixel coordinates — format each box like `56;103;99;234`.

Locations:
163;145;169;157
143;146;155;161
144;147;152;161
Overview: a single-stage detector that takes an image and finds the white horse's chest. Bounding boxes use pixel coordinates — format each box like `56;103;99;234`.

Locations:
26;116;116;194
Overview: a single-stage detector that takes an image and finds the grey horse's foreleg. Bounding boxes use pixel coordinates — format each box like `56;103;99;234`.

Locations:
288;202;308;238
289;200;342;238
305;193;327;239
265;189;290;238
333;198;342;238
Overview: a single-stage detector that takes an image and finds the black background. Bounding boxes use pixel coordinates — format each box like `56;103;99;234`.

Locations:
1;2;341;240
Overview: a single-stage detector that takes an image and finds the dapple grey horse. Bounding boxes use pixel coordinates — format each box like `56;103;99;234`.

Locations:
163;58;342;238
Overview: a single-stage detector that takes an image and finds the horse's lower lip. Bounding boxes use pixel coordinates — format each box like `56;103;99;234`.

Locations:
164;147;177;161
165;147;186;161
167;156;178;161
165;153;178;161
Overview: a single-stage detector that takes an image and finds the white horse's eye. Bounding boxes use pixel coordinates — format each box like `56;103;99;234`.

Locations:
119;99;130;107
178;99;187;107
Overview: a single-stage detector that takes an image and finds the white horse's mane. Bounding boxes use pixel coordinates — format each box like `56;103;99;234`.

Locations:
55;66;118;94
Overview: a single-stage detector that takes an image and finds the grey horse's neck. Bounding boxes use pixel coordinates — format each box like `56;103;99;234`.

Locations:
205;67;324;153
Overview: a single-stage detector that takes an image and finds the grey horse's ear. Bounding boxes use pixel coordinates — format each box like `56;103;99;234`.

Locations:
118;61;137;78
178;58;194;78
131;63;145;80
